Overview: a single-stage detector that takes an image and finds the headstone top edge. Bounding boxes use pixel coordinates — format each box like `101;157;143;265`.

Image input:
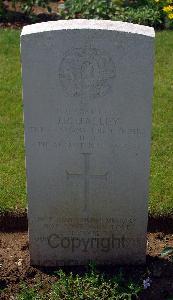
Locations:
21;19;155;38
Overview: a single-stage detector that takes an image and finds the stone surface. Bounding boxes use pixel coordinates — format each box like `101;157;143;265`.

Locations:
21;19;155;266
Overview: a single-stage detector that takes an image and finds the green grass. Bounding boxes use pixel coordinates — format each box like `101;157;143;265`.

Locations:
0;29;26;212
0;29;173;215
149;30;173;216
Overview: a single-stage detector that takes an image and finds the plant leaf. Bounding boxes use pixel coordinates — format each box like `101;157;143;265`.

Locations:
161;247;173;257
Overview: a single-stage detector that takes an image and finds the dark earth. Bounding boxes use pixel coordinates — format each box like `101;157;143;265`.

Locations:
0;0;63;29
1;222;173;299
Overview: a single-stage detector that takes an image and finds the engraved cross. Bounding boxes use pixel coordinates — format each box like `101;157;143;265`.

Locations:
66;153;108;212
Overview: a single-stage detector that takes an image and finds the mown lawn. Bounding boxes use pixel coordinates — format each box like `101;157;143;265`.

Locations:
150;30;173;216
0;29;173;215
0;29;26;212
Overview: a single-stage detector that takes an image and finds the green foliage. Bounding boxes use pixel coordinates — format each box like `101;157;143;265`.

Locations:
0;0;172;28
51;269;142;299
17;283;43;300
20;0;51;18
16;268;142;300
60;0;163;28
115;6;163;28
161;246;173;257
124;0;158;8
124;0;173;28
61;0;124;20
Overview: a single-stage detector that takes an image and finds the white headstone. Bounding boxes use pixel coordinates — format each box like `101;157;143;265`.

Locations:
21;19;155;266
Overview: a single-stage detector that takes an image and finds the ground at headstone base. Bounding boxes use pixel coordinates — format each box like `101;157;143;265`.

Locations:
0;232;173;299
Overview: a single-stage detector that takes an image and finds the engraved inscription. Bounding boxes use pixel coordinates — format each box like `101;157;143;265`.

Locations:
59;48;116;97
66;153;108;212
35;216;136;231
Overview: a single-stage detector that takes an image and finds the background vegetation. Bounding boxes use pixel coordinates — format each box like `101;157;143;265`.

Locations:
61;0;163;28
1;0;173;28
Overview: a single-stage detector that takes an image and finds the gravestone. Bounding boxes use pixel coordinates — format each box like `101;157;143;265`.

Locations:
21;19;155;266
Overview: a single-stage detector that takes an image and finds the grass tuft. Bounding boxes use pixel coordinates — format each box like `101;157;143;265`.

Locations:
16;267;142;300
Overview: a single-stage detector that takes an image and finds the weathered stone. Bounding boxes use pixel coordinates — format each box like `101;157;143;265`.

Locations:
21;19;155;266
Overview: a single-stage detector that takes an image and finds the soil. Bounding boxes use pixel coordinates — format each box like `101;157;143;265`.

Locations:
0;231;173;299
0;0;63;29
0;211;28;232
